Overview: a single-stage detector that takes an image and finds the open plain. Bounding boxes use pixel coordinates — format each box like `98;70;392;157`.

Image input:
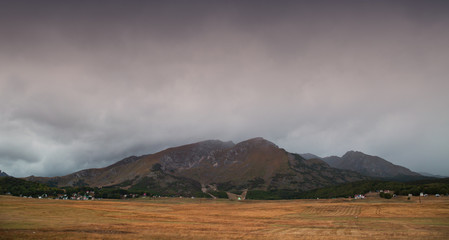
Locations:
1;195;448;239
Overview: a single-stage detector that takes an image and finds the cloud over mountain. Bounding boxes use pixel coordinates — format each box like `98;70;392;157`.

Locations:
1;1;448;177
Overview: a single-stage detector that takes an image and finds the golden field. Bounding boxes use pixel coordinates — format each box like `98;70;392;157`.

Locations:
1;195;448;239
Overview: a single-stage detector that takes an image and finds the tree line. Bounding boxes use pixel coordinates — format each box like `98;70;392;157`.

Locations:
1;176;448;200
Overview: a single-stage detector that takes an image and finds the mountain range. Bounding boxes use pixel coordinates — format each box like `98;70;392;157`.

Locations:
301;151;423;181
25;138;429;196
26;138;366;195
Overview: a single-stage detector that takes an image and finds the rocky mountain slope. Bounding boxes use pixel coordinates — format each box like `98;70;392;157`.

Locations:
27;138;366;194
300;153;322;160
0;170;9;177
322;151;422;180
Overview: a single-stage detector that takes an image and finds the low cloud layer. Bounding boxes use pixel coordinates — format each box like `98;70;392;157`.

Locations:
1;1;448;177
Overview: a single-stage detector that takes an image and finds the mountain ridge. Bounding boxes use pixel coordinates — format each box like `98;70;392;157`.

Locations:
321;151;423;181
0;170;9;177
26;138;366;194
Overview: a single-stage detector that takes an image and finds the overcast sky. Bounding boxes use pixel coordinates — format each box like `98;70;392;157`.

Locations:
1;0;448;177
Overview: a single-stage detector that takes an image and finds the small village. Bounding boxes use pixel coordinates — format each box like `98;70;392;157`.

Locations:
11;189;445;201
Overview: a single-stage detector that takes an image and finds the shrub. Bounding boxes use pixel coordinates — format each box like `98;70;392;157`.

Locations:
380;192;393;199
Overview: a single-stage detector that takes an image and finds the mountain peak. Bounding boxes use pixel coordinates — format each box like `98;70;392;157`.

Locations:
323;151;422;180
343;150;366;156
0;170;9;177
236;137;278;148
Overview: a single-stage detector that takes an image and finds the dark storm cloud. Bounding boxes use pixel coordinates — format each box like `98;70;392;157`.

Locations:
1;1;448;177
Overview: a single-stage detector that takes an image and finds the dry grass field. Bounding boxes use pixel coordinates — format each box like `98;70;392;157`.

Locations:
1;195;448;239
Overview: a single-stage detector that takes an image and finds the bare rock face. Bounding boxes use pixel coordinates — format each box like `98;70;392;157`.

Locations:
160;140;235;171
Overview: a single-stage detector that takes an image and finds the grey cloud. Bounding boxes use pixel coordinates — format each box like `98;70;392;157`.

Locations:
1;1;448;177
0;144;39;164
